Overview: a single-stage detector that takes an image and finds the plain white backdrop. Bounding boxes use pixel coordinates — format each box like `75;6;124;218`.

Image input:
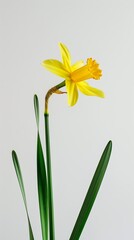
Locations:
0;0;134;239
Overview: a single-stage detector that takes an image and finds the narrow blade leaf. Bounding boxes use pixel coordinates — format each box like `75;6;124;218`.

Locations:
34;94;39;129
12;151;34;240
37;133;48;240
34;94;48;240
69;140;112;240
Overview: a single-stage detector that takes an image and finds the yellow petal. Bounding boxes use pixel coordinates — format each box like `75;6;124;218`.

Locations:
65;79;78;106
77;81;105;98
71;60;84;71
59;43;71;71
42;59;69;78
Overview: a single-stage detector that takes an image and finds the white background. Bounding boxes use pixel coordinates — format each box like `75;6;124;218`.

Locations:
0;0;134;239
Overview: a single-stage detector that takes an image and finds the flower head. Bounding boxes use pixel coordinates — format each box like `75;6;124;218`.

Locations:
42;43;104;106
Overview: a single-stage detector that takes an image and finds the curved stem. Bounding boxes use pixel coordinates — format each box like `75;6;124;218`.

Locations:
44;80;65;240
45;80;65;114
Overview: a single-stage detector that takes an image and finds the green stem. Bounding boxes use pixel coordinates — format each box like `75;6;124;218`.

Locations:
44;80;65;240
44;113;55;240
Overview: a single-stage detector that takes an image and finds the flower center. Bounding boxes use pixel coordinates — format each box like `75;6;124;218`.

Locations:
70;58;102;82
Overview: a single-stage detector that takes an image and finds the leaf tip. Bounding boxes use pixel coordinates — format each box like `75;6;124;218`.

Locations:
12;150;16;157
108;140;112;148
34;94;38;100
34;94;39;129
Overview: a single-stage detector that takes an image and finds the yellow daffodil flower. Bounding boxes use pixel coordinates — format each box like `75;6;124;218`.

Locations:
42;43;104;106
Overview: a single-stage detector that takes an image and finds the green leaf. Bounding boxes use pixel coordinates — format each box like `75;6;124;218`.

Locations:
69;140;112;240
12;151;34;240
34;94;39;129
34;94;48;240
37;133;48;240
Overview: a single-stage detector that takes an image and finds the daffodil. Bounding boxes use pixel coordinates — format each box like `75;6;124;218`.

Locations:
42;43;104;106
